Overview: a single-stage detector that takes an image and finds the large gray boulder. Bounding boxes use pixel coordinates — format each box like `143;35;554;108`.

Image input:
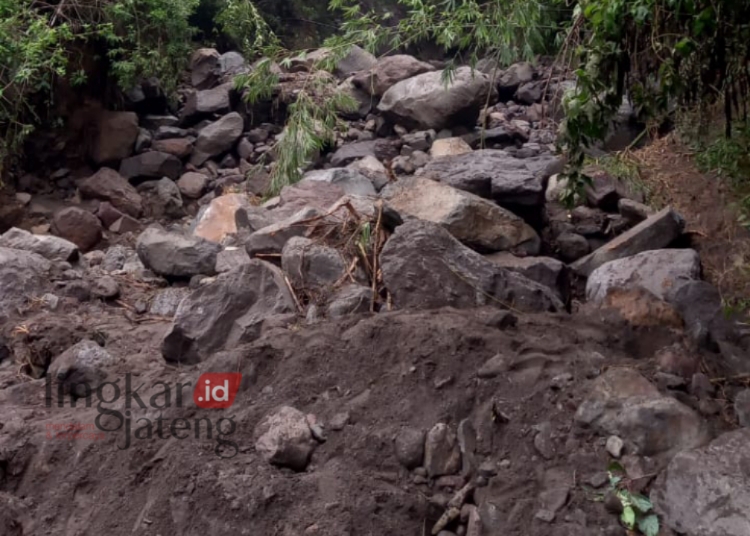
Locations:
380;220;563;312
378;67;496;130
136;227;221;278
352;54;435;97
497;62;535;100
572;207;686;276
245;207;321;257
190;48;219;89
90;111;138;165
298;45;376;79
586;249;701;303
79;167;143;217
191;112;244;166
162;261;296;363
0;247;51;316
576;368;708;458
652;429;750;536
419;149;561;207
182;82;232;123
119;151;182;181
0;227;78;262
382;177;540;254
301;168;376;196
486;252;567;299
51;207;102;251
282;236;347;289
329;140;399;167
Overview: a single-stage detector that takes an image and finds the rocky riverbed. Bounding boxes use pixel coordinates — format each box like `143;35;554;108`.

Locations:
0;46;749;536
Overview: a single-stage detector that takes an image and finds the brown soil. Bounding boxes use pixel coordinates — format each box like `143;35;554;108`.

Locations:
0;294;735;535
635;135;750;309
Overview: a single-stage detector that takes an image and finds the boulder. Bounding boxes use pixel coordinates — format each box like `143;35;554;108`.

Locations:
395;427;426;469
276;182;345;217
571;207;686;276
193;193;253;243
652;429;750;536
90;111;138;164
424;423;462;477
136;227;221;278
301;168;376;196
161;261;296;363
430;137;473;158
219;51;246;76
337;77;373;118
151;137;194;159
0;227;78;262
485;253;567;299
497;62;534;100
177;172;208;199
51;207;102;251
79;167;143;217
420;149;561;207
347;156;389;191
119;151;182;181
182;82;233;123
190;112;244;166
330;140;399;167
576;368;708;458
327;284;373;318
586;249;701;303
48;340;118;397
0;247;51;316
190;48;220;89
380;220;564;312
298;45;376;78
382;177;540;253
353;55;435;97
245;208;321;257
378;67;497;130
155;178;184;218
254;406;315;471
149;287;190;317
282;236;347;289
215;247;252;273
557;232;590;262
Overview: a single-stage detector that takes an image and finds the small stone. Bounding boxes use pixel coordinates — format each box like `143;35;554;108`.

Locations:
535;509;556;523
90;276;120;299
42;293;60;311
606;435;624;458
424;423;462;477
395;427;425;469
329;412;350;431
309;423;327;443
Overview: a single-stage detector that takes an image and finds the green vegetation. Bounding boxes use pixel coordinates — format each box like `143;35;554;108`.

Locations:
0;0;200;174
605;462;660;536
2;0;749;203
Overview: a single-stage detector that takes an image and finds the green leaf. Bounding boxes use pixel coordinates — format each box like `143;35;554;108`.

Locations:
629;493;653;513
621;506;636;529
638;514;660;536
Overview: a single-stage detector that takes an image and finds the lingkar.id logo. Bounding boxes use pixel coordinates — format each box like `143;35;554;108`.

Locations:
46;372;243;458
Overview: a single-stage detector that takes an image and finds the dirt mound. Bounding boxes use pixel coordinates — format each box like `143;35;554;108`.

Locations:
0;305;730;535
